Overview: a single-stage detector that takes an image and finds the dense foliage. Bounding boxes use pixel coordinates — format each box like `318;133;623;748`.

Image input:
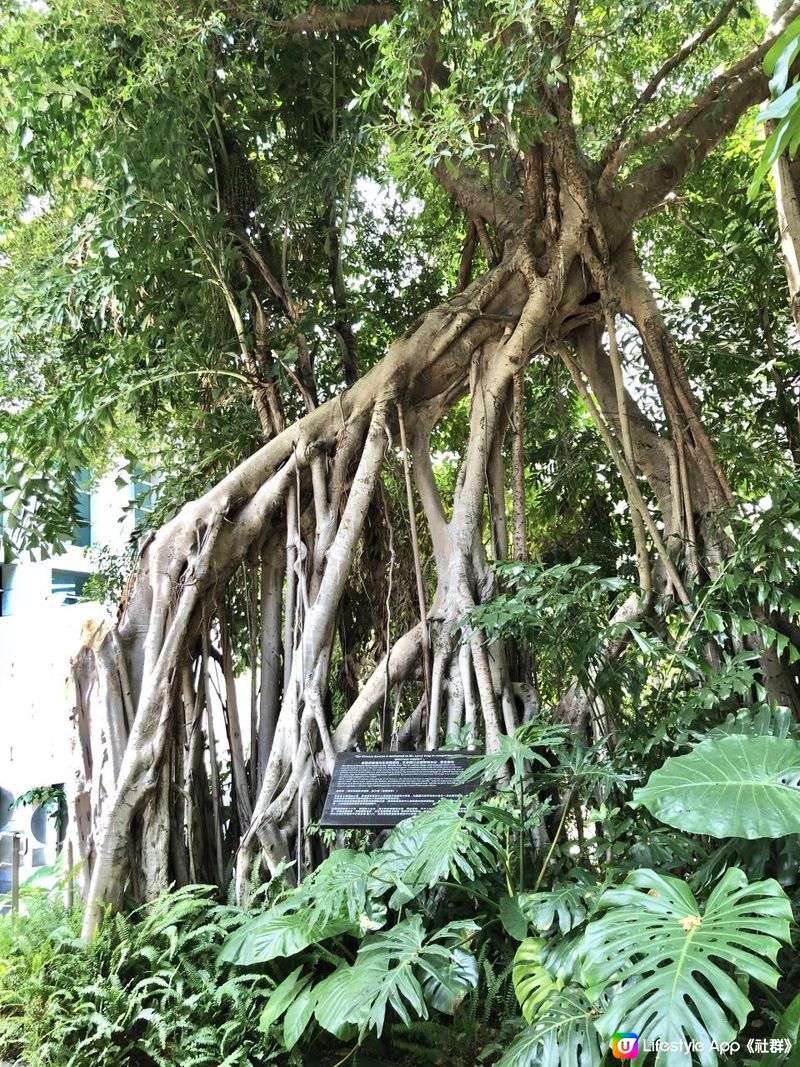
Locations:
4;0;800;1063
3;718;800;1066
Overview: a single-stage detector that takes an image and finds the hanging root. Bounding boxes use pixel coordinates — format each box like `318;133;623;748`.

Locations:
74;106;793;933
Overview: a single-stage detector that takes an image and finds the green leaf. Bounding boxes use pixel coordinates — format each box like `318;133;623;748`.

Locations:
541;933;585;986
498;991;602;1067
299;848;390;925
519;879;597;935
378;798;500;907
421;945;479;1014
759;81;800;124
765;16;800;77
582;868;792;1063
460;727;553;783
283;983;318;1050
633;735;800;838
219;848;389;965
513;938;558;1023
701;705;794;740
500;895;530;941
218;904;355;965
259;966;309;1032
771;32;800;98
774;991;800;1047
313;915;475;1037
749;120;794;198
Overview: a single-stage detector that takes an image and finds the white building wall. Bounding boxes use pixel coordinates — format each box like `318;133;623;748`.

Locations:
1;470;133;891
0;601;109;891
0;560;51;617
90;469;136;550
0;601;103;791
1;469;134;616
0;467;254;893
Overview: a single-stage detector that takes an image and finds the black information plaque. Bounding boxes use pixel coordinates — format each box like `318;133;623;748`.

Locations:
319;751;474;828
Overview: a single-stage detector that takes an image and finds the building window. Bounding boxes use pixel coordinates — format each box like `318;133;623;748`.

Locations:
131;470;156;533
52;569;88;606
72;474;91;548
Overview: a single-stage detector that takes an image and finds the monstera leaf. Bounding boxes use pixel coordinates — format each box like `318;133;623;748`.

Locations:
219;849;388;965
513;938;559;1023
582;868;792;1066
519;875;602;935
633;735;800;838
218;903;356;965
498;991;602;1067
378;798;501;907
313;915;479;1038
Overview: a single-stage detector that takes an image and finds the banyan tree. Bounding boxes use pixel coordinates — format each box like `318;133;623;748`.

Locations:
2;0;800;939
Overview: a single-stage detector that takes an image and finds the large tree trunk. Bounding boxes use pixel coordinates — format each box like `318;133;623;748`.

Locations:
69;3;800;938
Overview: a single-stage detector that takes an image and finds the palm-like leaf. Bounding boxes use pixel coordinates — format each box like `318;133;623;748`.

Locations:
218;903;355;965
459;721;567;784
378;797;501;907
582;868;792;1066
700;705;794;740
299;848;389;925
633;735;800;838
421;946;479;1014
519;875;603;935
313;915;478;1037
498;991;601;1067
219;849;387;965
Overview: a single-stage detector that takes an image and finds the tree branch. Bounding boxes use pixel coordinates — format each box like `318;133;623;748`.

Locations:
558;342;691;605
601;0;738;186
611;0;800;218
268;4;396;33
560;0;579;50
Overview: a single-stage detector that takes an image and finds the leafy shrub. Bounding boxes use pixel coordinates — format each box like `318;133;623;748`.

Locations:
2;713;798;1067
218;745;794;1067
0;885;278;1067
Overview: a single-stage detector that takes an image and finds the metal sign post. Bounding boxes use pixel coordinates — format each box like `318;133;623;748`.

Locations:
1;830;28;916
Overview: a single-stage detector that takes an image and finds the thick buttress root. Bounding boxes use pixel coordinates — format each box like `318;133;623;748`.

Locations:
70;91;800;936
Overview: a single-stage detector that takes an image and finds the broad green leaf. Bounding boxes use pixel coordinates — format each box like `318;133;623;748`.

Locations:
259;966;309;1032
701;705;794;741
519;878;599;935
421;946;479;1014
498;991;602;1067
378;798;501;907
749;120;795;197
459;726;555;783
500;895;529;941
582;868;792;1067
759;81;800;124
765;16;800;78
283;983;318;1050
298;848;389;925
219;848;389;965
513;938;557;1023
218;904;355;965
313;915;476;1037
633;735;800;838
541;933;584;985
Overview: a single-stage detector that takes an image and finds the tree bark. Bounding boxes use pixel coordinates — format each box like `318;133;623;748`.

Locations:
71;4;800;934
